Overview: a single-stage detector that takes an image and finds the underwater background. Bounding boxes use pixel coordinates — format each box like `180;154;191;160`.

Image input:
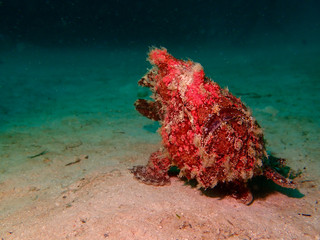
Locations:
0;1;319;239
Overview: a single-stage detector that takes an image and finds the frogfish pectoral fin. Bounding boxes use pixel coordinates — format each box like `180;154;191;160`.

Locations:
134;99;162;121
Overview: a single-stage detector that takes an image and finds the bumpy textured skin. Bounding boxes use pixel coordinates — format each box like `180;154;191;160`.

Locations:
131;48;296;204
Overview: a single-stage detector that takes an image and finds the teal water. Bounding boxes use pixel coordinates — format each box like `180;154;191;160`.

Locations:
1;43;319;169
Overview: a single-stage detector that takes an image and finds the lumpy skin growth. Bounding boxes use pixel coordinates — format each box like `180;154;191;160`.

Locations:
131;47;296;204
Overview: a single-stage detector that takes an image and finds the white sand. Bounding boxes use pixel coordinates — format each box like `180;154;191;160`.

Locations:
0;44;319;239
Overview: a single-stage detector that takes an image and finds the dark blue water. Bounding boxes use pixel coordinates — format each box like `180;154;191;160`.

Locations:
1;0;319;48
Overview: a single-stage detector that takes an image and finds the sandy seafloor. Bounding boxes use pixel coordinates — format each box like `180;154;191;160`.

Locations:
0;43;319;239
